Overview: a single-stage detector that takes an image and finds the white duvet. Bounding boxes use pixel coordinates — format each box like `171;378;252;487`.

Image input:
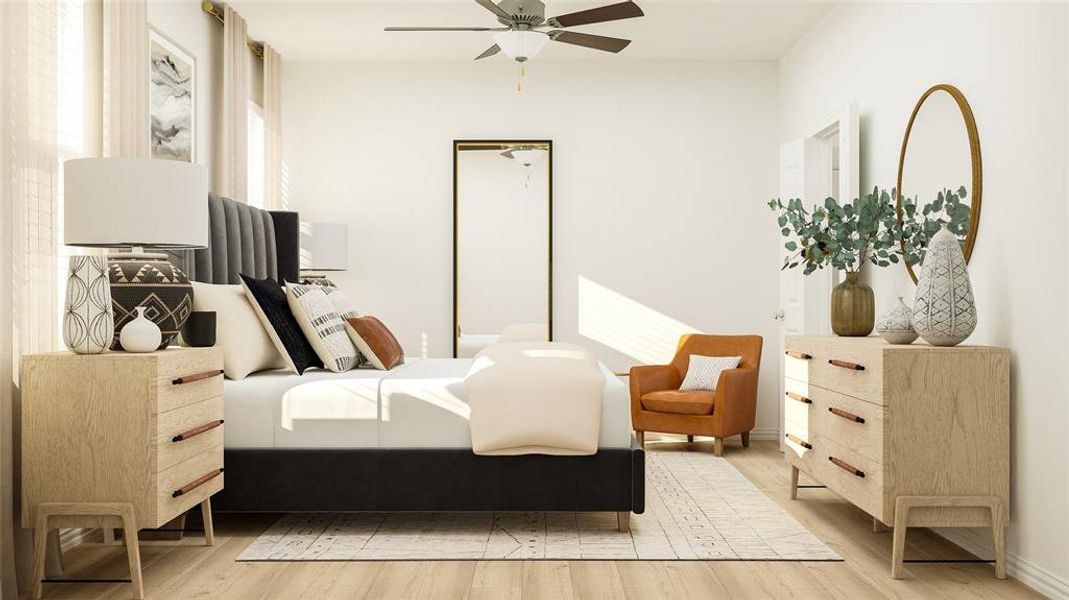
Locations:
465;342;607;456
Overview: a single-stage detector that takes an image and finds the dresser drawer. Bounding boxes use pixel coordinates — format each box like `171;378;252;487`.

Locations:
156;396;224;472
156;348;224;413
154;445;224;527
813;435;886;522
785;338;885;404
785;378;885;464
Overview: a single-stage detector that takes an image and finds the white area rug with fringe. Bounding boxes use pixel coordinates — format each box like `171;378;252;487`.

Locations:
237;450;840;561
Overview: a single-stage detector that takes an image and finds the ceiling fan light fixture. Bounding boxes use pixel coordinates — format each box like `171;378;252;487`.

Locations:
493;30;549;62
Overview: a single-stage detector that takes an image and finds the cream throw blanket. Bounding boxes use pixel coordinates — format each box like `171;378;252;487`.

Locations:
466;342;606;456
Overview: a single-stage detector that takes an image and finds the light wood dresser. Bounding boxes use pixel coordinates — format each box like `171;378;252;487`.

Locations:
21;347;225;599
782;335;1009;579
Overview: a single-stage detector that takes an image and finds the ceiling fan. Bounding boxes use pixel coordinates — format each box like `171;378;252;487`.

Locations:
385;0;645;63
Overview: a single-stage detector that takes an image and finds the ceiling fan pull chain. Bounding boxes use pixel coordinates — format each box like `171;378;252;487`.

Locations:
516;62;525;93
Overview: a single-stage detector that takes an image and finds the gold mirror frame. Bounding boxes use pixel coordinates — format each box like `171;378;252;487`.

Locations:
896;84;983;283
452;139;553;358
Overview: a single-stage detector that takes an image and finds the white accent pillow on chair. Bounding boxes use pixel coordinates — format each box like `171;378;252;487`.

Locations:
679;355;742;392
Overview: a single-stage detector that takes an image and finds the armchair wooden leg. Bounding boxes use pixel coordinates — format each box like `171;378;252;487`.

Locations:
713;438;724;457
741;431;750;448
617;512;631;533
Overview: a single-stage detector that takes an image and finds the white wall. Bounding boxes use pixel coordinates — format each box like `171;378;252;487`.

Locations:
147;0;221;185
780;3;1069;595
283;61;783;434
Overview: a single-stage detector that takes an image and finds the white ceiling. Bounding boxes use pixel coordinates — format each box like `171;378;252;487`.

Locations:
231;0;835;62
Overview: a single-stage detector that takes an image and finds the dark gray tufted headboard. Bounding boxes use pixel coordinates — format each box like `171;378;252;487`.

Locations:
181;193;300;284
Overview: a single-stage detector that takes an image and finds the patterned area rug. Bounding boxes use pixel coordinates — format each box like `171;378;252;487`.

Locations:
237;451;840;561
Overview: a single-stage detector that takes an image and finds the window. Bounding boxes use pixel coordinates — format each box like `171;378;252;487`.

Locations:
247;100;265;208
55;0;85;345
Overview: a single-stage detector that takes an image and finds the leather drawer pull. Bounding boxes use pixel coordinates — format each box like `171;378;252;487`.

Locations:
171;468;223;498
172;420;224;443
784;433;812;449
786;392;812;405
828;456;865;477
828;359;865;371
828;407;865;423
172;370;223;385
785;351;813;360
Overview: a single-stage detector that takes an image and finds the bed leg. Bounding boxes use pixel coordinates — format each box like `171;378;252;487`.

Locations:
617;511;631;533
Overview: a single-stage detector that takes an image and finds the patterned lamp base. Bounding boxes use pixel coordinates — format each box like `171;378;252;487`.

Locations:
63;255;114;354
108;257;193;351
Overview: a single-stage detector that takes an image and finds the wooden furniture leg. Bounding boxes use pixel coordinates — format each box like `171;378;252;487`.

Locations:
789;465;799;500
892;495;1004;580
713;437;724;457
119;505;145;599
617;512;631;533
201;498;215;546
31;511;49;600
873;517;889;533
32;502;144;600
741;431;750;448
635;431;644;448
687;434;694;443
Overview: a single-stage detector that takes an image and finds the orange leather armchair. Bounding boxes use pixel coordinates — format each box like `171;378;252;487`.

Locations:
629;334;763;456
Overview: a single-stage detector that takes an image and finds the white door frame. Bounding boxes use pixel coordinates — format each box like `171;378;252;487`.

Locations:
777;101;860;448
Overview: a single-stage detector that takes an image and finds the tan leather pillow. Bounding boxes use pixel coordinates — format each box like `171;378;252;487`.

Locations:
344;316;404;370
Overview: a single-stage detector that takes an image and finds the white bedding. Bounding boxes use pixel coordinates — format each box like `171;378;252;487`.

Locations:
223;357;632;450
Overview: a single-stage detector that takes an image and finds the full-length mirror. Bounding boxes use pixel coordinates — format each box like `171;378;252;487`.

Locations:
453;140;552;357
897;84;982;282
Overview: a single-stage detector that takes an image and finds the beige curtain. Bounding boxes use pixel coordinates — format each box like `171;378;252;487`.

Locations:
220;4;248;202
262;44;283;210
0;1;63;596
102;0;148;157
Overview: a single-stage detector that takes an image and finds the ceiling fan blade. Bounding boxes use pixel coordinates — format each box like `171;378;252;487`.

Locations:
500;150;516;159
475;44;501;60
546;1;644;28
385;26;501;31
473;0;512;21
549;30;631;53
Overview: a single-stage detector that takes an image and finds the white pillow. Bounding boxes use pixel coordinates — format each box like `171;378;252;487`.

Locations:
191;282;286;380
285;282;359;372
321;286;360;320
679;355;742;392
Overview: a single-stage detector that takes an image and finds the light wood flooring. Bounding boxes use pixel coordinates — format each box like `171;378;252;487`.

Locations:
28;437;1045;599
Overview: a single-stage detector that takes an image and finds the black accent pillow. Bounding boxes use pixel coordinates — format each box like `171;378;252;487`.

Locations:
239;274;322;374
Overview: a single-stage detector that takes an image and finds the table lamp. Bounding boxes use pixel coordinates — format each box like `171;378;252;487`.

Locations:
299;222;348;286
63;158;208;352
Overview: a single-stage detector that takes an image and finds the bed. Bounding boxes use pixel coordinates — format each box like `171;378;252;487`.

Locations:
185;196;644;522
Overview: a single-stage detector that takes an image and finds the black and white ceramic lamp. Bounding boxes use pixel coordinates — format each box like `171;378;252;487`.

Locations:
299;221;348;287
63;158;209;351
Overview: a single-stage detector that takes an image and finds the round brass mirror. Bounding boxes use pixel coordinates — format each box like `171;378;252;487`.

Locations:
896;84;982;283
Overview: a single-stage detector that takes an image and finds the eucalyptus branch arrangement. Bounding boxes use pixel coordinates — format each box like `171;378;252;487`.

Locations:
898;186;971;266
768;187;905;275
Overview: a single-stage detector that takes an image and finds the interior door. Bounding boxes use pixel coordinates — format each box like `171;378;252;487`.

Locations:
776;138;832;449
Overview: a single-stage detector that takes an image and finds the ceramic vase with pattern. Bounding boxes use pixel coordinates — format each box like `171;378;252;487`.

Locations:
912;225;977;346
63;255;114;354
108;257;193;351
876;297;919;345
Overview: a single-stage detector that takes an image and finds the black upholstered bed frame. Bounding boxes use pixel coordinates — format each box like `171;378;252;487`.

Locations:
191;194;645;516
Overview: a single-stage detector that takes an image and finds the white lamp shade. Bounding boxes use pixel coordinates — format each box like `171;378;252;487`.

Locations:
300;222;349;271
493;31;549;61
64;158;209;248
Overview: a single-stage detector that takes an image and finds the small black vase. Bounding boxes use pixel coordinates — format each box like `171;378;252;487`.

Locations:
181;311;217;348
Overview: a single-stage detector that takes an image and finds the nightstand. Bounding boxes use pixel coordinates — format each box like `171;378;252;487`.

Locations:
20;347;225;599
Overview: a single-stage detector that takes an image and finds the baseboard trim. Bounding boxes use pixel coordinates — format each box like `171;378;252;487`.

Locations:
936;528;1068;599
749;427;780;441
